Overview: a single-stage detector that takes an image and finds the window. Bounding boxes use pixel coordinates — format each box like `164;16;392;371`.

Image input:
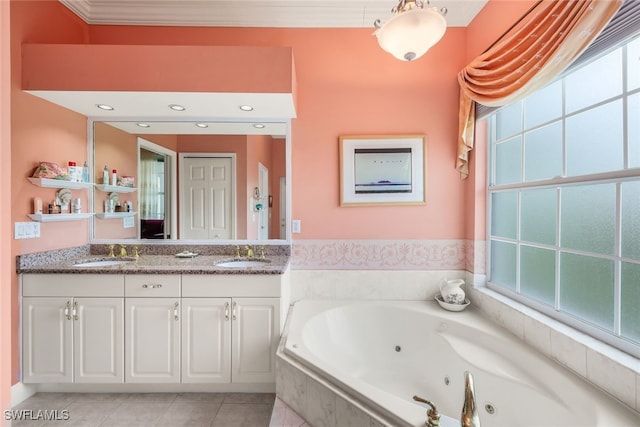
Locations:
487;34;640;357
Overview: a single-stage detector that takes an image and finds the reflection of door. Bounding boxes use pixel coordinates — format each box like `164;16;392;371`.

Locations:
279;177;286;239
181;156;234;240
258;163;269;240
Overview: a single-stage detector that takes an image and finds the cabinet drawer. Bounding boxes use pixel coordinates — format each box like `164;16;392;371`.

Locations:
125;275;180;297
182;275;281;297
22;274;124;297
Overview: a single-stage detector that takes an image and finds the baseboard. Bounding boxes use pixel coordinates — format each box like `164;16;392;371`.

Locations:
11;382;37;407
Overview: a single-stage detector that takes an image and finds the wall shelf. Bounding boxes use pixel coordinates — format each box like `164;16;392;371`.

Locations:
28;213;93;222
95;184;137;194
27;177;94;190
95;212;137;219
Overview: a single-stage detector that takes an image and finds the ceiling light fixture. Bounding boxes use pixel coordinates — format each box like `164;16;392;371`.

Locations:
136;123;150;128
239;105;254;112
195;123;209;128
168;104;186;111
253;123;265;129
96;104;114;111
374;0;447;62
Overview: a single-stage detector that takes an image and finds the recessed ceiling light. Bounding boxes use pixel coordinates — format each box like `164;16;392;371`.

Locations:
168;104;186;111
195;123;209;128
239;105;254;112
137;123;150;128
253;123;265;129
96;104;114;111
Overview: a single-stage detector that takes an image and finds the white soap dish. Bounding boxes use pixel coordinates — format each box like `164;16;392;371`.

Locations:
436;294;470;312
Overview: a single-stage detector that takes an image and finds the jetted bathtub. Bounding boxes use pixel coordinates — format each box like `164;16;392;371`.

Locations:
281;300;639;427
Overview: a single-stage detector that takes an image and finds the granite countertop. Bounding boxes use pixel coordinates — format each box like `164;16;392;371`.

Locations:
19;254;290;275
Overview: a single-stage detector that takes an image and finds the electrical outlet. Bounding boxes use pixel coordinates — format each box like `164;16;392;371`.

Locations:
123;216;135;228
292;219;301;233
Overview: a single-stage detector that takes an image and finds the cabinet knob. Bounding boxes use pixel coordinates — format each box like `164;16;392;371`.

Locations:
142;284;162;289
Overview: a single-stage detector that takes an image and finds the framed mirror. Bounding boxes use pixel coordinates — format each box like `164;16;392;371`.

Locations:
90;119;290;243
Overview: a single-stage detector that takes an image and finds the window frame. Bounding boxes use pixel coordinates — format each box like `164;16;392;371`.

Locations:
486;35;640;358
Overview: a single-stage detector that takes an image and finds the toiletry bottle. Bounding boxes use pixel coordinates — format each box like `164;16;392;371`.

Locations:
103;165;109;185
112;169;117;186
68;162;77;182
72;198;82;214
82;161;89;182
33;198;43;214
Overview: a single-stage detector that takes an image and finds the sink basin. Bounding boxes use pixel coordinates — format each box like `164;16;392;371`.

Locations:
216;259;271;268
73;260;131;267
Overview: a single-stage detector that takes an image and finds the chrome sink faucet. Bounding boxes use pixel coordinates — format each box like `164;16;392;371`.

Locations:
413;395;440;427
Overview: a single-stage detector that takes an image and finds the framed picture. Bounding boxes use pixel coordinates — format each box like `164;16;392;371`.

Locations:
339;135;426;206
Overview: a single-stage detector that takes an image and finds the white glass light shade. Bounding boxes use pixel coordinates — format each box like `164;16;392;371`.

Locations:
375;7;446;61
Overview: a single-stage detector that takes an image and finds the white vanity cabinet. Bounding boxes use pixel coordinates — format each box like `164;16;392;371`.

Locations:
124;275;181;383
22;274;124;384
181;275;281;384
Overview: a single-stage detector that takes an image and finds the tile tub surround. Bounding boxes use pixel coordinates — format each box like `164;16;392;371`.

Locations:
467;283;640;416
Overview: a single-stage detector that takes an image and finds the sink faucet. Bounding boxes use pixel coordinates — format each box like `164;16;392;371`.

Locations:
119;244;128;257
245;245;255;258
461;371;481;427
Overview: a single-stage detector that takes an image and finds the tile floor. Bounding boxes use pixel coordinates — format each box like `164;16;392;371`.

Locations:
10;392;286;427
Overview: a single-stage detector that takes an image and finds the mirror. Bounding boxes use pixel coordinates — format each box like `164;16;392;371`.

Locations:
91;120;289;242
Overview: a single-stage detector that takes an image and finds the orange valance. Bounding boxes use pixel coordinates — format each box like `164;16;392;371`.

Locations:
456;0;623;178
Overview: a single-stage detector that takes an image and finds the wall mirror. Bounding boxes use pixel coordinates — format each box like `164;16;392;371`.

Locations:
91;119;290;243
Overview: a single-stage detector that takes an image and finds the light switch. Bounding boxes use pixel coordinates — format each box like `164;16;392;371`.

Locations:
292;219;301;233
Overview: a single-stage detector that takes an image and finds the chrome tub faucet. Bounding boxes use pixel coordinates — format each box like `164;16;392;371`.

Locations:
461;371;481;427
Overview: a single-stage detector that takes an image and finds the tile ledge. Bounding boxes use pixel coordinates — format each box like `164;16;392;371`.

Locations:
472;286;640;374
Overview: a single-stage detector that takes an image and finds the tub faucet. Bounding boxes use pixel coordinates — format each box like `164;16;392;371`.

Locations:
461;371;481;427
413;395;440;427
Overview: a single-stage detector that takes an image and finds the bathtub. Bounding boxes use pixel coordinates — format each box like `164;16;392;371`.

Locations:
279;300;639;427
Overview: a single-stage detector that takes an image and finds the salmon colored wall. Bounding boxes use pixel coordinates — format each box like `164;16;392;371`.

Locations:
10;0;89;387
93;123;138;239
246;135;273;240
1;0;11;418
87;26;469;239
5;0;540;395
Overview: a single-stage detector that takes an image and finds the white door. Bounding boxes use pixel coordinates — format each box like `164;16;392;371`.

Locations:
231;298;280;383
181;298;231;383
125;298;180;383
74;298;124;383
258;163;269;240
22;297;73;383
181;156;234;240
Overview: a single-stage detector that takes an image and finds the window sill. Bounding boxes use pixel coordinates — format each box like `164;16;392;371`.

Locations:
467;280;640;411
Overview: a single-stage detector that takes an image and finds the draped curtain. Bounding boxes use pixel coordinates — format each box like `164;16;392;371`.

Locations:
140;154;163;219
456;0;623;178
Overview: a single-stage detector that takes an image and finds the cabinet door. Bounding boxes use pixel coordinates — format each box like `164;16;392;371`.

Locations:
22;297;73;383
181;298;231;383
74;298;124;383
231;297;280;383
125;298;180;383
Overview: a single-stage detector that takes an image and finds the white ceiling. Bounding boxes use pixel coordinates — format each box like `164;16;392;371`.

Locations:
60;0;488;28
41;0;487;135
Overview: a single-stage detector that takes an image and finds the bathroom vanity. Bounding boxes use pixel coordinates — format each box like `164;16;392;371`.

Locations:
18;246;290;392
